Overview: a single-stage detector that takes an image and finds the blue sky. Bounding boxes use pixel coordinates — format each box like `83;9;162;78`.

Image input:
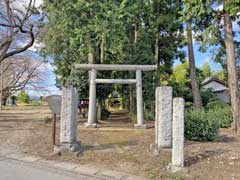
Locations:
175;44;223;71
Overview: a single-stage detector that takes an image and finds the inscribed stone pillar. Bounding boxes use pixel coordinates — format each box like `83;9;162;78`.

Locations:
86;69;97;128
171;97;185;171
60;86;78;144
155;86;172;148
134;69;146;129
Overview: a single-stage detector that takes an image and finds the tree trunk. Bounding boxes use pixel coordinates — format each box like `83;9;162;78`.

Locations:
0;62;3;110
224;9;239;132
155;38;160;86
186;21;202;109
134;24;138;44
129;23;138;113
88;43;94;64
129;85;136;113
100;33;104;64
97;100;102;121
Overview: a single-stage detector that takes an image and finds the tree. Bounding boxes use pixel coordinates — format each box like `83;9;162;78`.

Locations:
0;0;44;63
17;91;30;104
0;55;44;104
212;70;226;81
193;0;240;131
182;0;204;109
223;0;240;131
202;63;212;78
42;0;184;116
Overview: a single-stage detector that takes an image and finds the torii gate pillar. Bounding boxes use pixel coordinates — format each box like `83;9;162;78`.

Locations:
134;69;146;129
85;69;98;128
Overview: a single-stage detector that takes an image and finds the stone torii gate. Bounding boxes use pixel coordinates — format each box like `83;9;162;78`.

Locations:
75;64;157;129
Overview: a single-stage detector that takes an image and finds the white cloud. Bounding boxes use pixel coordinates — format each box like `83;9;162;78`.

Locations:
29;41;45;52
203;57;211;63
12;0;43;11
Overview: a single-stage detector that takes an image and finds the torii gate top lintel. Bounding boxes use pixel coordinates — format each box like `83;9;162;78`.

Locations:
75;64;157;71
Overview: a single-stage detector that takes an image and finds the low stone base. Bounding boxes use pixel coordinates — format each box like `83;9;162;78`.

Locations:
85;123;98;128
134;124;147;129
167;163;185;173
54;141;83;156
149;144;160;156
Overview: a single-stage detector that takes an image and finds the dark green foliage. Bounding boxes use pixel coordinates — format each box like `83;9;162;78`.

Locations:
144;110;154;121
101;108;110;119
185;101;233;141
200;89;216;107
42;0;184;111
10;96;17;101
129;112;137;124
185;102;193;108
17;91;30;104
185;109;219;141
206;101;232;128
206;100;230;109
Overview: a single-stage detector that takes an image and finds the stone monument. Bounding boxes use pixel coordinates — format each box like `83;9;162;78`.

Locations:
54;86;81;155
155;86;173;148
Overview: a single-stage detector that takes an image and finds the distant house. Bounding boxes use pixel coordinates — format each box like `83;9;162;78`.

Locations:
202;77;230;103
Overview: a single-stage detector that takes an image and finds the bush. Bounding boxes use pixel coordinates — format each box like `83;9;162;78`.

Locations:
17;91;30;104
144;110;154;121
185;102;193;109
185;109;219;141
200;89;217;107
206;101;232;128
101;108;110;119
206;100;229;109
129;112;137;124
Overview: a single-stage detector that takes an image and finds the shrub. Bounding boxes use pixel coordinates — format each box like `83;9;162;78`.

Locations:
206;101;232;128
129;112;137;124
10;96;17;101
206;100;229;109
17;91;30;104
185;102;193;108
144;110;154;121
185;109;219;141
101;108;110;119
200;89;217;107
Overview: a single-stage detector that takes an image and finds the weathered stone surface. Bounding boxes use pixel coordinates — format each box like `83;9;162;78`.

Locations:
60;86;78;144
155;86;173;148
134;124;147;129
171;97;185;171
135;69;144;127
54;141;82;155
87;69;97;127
85;123;98;128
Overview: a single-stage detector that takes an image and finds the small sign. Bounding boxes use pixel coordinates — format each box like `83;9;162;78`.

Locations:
46;95;61;115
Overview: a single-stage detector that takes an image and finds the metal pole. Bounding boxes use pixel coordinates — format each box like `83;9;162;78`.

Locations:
52;113;56;145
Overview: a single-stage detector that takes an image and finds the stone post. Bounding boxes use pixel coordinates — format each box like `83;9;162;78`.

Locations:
155;86;172;148
86;69;98;128
57;85;80;153
171;97;185;172
134;69;146;129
